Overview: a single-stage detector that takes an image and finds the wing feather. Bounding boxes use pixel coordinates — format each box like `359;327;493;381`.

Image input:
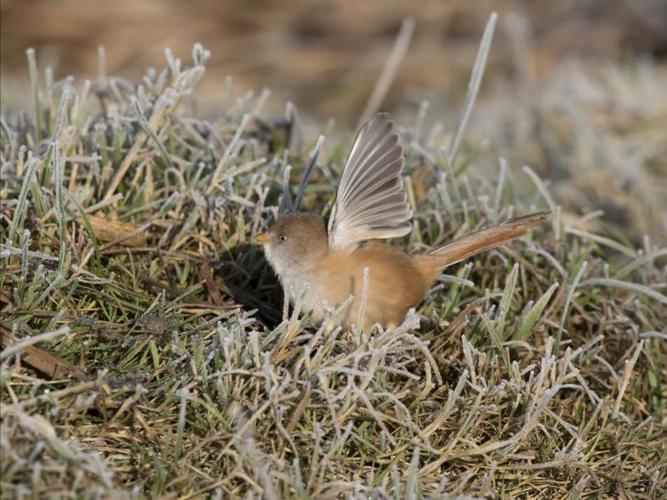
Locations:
328;113;412;250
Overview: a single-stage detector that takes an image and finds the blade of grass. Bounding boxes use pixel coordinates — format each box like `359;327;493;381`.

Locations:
26;48;42;142
357;16;415;127
514;282;559;340
449;12;497;172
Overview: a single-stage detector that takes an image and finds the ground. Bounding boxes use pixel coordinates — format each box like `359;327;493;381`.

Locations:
1;34;666;498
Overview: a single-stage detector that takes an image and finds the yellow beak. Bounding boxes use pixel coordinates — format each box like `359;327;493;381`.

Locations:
254;233;270;245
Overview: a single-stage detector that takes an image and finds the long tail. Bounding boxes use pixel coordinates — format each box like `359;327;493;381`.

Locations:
419;212;549;273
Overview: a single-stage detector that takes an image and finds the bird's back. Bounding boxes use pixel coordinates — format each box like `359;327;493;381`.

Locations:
314;241;431;327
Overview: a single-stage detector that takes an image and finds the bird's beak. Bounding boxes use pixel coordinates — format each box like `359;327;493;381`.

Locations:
254;233;270;245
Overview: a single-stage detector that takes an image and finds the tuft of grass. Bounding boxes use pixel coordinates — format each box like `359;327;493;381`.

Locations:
1;41;666;499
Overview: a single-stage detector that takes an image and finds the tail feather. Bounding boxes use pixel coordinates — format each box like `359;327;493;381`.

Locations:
420;212;549;273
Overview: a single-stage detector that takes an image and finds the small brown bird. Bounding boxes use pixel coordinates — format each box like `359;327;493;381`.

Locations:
256;113;547;328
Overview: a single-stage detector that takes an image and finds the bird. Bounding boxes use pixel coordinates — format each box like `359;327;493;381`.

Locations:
255;113;548;329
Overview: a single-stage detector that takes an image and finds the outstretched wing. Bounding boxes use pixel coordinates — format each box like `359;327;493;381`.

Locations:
328;113;412;250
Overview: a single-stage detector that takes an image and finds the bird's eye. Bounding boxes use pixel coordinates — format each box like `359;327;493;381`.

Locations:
279;235;287;242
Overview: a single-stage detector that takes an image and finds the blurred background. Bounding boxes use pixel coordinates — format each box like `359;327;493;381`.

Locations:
3;0;667;120
2;0;666;243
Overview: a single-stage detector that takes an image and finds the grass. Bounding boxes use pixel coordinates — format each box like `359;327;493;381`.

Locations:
1;36;666;498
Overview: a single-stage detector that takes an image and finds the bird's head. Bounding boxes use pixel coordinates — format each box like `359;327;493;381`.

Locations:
255;213;329;277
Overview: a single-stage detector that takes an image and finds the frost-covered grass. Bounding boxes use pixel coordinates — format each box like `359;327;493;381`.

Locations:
1;38;665;498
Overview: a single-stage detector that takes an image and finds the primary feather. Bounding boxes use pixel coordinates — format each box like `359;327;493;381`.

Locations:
328;113;412;250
